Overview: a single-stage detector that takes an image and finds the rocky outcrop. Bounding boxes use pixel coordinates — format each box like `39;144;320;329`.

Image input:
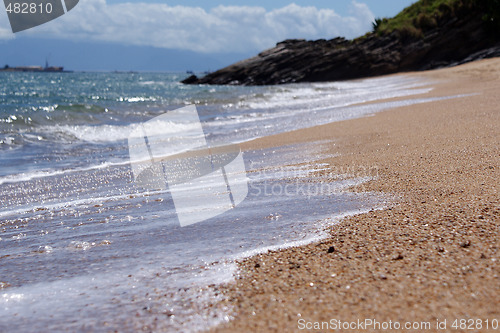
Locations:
183;5;500;85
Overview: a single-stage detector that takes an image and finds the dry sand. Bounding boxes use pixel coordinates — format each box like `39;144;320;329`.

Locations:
211;58;500;332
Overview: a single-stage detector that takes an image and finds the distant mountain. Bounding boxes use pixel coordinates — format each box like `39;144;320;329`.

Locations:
0;37;251;72
184;0;500;85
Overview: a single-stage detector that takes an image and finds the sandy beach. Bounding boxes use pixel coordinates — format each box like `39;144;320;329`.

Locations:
212;58;500;332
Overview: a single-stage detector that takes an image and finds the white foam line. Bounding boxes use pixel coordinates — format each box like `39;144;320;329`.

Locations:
0;160;131;186
0;91;475;188
232;93;477;145
0;190;153;219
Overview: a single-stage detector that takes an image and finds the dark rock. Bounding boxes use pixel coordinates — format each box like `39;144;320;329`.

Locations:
327;246;335;253
181;74;199;84
184;6;500;86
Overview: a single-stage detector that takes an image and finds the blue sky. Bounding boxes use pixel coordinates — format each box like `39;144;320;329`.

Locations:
104;0;414;18
0;1;416;70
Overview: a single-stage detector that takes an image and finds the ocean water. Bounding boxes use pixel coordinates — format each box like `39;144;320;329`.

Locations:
0;72;455;331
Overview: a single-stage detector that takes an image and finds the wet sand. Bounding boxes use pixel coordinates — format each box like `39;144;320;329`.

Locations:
212;59;500;332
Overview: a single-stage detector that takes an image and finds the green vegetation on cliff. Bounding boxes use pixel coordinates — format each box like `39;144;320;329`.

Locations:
184;0;500;85
372;0;500;39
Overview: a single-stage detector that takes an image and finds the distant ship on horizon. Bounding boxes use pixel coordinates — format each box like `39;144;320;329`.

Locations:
0;60;71;73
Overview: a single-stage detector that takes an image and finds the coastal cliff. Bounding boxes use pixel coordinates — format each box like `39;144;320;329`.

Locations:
183;0;500;85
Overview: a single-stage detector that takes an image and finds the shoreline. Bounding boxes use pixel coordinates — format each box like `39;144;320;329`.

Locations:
212;58;500;332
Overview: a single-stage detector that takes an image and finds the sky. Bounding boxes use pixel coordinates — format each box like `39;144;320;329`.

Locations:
0;0;416;71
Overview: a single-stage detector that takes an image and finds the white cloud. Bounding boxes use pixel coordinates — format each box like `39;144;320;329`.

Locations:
6;0;374;53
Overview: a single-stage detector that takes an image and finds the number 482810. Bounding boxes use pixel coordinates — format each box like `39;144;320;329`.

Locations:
452;319;499;330
5;2;53;14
